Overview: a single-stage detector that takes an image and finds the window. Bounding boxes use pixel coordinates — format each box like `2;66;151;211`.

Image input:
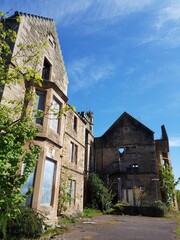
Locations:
21;163;36;206
119;147;125;159
34;90;45;125
42;58;51;80
132;164;139;173
119;147;125;154
48;34;56;49
50;98;60;132
69;142;78;164
68;179;76;206
41;158;56;205
73;115;77;131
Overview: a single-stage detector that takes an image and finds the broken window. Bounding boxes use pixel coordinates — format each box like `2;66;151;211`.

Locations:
132;164;139;173
42;58;51;80
119;147;125;160
41;158;56;205
119;147;125;154
49;98;61;133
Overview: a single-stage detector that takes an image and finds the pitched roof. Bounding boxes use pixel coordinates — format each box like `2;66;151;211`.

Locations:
102;111;154;137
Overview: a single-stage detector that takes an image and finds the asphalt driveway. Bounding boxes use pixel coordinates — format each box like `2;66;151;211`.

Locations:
56;215;177;240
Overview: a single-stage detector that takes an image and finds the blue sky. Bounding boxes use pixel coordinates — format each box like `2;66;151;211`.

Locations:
1;0;180;188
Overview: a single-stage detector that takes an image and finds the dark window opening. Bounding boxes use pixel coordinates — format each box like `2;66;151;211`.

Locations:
132;163;139;173
69;142;78;164
73;116;77;131
42;58;51;80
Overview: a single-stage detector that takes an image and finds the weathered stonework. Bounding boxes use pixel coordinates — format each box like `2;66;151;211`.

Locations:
1;12;93;225
1;11;175;225
94;112;172;205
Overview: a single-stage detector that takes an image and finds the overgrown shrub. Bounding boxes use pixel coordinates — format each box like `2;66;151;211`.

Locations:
87;173;113;211
176;190;180;211
83;208;102;217
113;203;128;215
142;200;168;216
7;206;45;238
105;201;167;217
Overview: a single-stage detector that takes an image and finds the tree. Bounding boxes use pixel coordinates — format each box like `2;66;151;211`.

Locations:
0;11;44;239
176;190;180;211
159;164;180;210
87;173;113;211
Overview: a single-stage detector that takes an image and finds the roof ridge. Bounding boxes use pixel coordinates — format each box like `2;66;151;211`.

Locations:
14;11;54;22
101;111;153;137
123;112;154;133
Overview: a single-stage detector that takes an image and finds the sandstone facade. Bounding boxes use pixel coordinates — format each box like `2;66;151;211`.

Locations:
1;12;93;225
95;112;171;205
1;11;174;225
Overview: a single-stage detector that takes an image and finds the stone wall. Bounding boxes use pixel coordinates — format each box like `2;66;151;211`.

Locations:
95;112;160;204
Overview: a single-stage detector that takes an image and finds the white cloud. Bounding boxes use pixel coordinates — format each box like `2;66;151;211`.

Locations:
140;2;180;47
169;137;180;147
56;0;154;25
156;5;180;29
67;56;114;92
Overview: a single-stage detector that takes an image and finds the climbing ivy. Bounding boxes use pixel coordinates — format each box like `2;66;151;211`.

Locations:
159;164;180;210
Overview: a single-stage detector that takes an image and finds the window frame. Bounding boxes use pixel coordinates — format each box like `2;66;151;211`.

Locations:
21;163;37;206
73;115;77;131
69;142;78;164
41;158;57;206
34;90;46;125
42;57;52;81
68;179;76;206
49;97;61;133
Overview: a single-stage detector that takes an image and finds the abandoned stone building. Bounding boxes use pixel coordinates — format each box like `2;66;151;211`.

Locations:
94;112;171;206
1;11;174;225
1;11;93;225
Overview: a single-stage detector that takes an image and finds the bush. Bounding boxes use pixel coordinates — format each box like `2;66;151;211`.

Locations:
113;203;127;215
176;190;180;210
142;200;168;216
83;208;102;218
7;206;45;238
87;173;113;211
104;201;167;217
